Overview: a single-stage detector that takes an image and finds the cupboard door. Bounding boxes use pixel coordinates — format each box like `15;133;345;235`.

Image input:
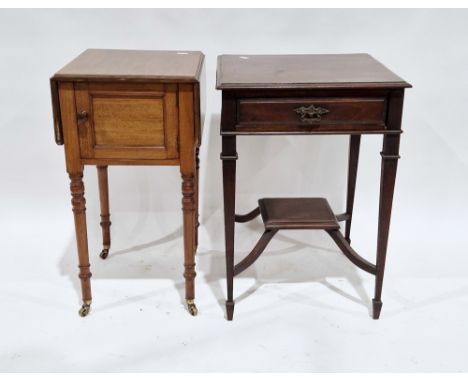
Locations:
75;82;179;160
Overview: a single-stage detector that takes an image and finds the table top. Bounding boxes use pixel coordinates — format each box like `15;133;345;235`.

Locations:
216;53;411;90
52;49;204;82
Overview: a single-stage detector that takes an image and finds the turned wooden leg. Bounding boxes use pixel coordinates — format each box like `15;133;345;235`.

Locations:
194;146;200;252
345;135;361;244
97;166;111;260
373;134;400;319
182;173;198;316
221;136;237;321
69;172;92;317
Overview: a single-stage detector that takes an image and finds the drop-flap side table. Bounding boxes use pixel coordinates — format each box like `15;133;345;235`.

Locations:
51;49;205;316
217;53;411;320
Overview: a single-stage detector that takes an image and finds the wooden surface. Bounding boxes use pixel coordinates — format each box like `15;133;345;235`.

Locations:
222;89;401;136
53;49;203;316
258;198;340;230
219;53;409;321
236;97;386;133
217;54;411;89
93;97;164;145
51;51;205;146
97;166;111;260
53;49;204;82
345;135;361;243
74;82;178;160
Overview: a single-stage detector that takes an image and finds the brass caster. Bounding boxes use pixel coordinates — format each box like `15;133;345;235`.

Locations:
186;300;198;316
99;248;109;259
79;302;91;317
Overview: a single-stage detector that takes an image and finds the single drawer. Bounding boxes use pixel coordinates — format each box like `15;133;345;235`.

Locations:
236;97;387;133
74;82;179;160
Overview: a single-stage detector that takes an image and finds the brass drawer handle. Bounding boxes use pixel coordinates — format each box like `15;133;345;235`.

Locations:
294;105;329;123
77;110;88;125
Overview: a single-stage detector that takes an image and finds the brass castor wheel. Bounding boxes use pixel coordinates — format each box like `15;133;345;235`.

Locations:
99;248;109;259
186;299;198;316
79;302;91;317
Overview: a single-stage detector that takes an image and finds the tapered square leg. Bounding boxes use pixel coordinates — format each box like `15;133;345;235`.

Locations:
221;136;237;321
226;300;235;321
373;134;400;319
345;135;361;244
97;166;111;260
69;172;92;317
372;299;383;319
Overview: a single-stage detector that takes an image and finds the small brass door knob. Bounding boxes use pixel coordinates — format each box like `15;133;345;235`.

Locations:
77;110;88;124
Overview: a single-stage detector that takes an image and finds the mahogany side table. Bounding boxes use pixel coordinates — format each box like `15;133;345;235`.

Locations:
217;54;411;320
51;49;205;317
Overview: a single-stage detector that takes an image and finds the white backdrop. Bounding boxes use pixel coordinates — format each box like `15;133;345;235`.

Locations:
1;9;468;372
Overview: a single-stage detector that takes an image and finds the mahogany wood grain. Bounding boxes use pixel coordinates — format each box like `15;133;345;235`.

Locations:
218;54;410;321
217;54;411;89
221;135;237;321
222;91;403;136
372;90;404;319
258;198;340;230
233;198;377;279
237;97;386;133
233;229;278;276
235;207;260;223
327;229;376;275
345;135;361;243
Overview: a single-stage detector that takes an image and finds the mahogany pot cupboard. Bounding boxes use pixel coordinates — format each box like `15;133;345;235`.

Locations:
51;49;205;316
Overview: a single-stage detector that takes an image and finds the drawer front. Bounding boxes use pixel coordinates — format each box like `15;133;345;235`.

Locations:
236;98;386;133
75;82;178;160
